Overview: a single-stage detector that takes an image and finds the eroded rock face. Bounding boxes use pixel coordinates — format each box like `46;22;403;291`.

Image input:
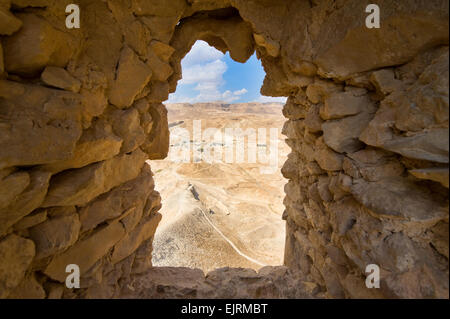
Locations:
0;0;448;299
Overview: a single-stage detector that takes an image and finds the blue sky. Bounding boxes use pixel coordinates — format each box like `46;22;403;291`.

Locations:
167;40;287;104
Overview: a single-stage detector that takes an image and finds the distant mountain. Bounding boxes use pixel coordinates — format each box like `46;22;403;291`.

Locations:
164;101;284;115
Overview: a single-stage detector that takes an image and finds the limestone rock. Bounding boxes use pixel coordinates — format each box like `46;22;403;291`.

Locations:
0;42;4;75
120;266;316;299
44;222;125;282
141;103;169;159
42;149;148;207
0;7;22;35
79;165;154;232
0;170;29;209
283;99;307;120
106;107;146;154
320;92;373;120
29;213;80;259
140;16;178;43
150;41;175;63
111;213;162;264
7;273;45;299
3;13;75;75
370;69;405;96
0;80;83;169
13;210;47;231
146;48;173;82
306;79;342;104
292;61;318;77
322;110;375;154
132;0;187;17
0;234;35;298
351;177;448;223
41;66;81;93
410;167;449;188
147;81;170;103
315;10;448;79
253;33;280;57
46;283;64;299
360;50;449;163
346;149;405;182
0;170;51;236
123;20;152;57
314;138;344;171
304;104;323;133
108;46;153;108
41;119;122;173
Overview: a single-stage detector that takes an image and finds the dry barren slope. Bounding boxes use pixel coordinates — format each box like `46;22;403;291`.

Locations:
151;102;289;273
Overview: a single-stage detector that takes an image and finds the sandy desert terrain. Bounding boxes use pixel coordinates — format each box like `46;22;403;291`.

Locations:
151;102;289;272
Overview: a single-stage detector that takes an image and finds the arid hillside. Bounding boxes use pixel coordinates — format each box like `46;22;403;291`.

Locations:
151;102;289;272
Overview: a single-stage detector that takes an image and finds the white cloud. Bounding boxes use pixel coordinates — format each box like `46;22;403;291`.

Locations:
234;88;248;96
180;59;227;86
168;41;249;104
256;95;287;104
181;41;224;67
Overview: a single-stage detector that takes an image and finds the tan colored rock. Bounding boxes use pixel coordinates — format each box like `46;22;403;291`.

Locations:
0;7;22;35
315;11;448;79
345;149;405;182
120;265;315;299
362;126;449;164
123;20;152;57
3;13;75;75
306;79;342;104
140;16;178;43
292;61;318;77
9;0;49;8
146;48;173;82
171;16;254;64
0;170;29;209
131;0;187;17
0;234;35;298
108;46;153;108
351;177;448;223
41;120;123;173
0;80;83;169
360;50;449;163
13;210;47;231
322;111;375;154
141;103;169;159
42;148;148;207
0;42;4;75
304;104;323;133
111;213;162;264
79;165;154;232
46;283;64;299
147;81;170;103
150;41;175;63
7;273;45;299
46;206;77;218
253;33;280;57
29;213;80;259
320;91;373;120
410;167;449;188
41;66;81;93
283;99;307;120
370;69;405;96
44;222;126;282
314;138;344;171
0;170;51;236
106;107;146;154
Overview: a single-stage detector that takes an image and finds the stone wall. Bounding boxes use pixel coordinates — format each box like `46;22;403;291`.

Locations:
0;0;448;299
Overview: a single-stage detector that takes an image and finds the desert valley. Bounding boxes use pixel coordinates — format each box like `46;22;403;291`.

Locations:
151;102;289;272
